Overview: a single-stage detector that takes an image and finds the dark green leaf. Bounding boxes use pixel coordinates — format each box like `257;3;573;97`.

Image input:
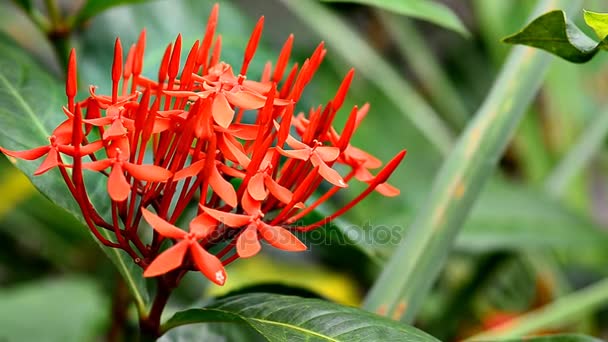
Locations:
73;0;157;26
162;293;439;341
0;34;150;313
504;10;608;63
320;0;469;36
478;334;603;342
0;277;107;341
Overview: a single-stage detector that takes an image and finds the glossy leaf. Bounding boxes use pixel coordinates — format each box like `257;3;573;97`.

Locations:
363;0;584;323
162;293;437;342
0;277;106;341
162;293;439;341
321;0;469;36
0;34;150;314
504;10;608;63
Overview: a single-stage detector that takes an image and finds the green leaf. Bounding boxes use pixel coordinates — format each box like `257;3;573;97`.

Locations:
362;0;584;324
162;293;439;341
0;34;150;314
320;0;469;37
476;334;603;342
504;10;608;63
583;10;608;40
72;0;156;26
0;277;107;342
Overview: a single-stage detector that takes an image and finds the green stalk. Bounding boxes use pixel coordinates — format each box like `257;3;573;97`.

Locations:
362;0;583;323
378;12;469;129
466;277;608;340
279;0;454;156
545;105;608;198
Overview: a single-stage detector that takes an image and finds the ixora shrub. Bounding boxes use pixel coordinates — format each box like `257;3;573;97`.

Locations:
0;3;421;340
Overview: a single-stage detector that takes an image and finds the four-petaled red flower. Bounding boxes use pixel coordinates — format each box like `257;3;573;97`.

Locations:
141;208;226;285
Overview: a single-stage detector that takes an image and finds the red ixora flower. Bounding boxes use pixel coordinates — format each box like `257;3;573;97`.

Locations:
0;4;406;286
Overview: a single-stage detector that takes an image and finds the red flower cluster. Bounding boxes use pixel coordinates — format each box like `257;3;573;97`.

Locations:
0;4;405;286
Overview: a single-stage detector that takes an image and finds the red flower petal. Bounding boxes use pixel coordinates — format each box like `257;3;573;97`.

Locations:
219;163;245;179
236;225;261;258
52;119;73;139
107;163;131;201
152;117;172;134
143;240;189;277
190;243;227;285
264;175;293;204
311;154;346;188
83;117;113;126
243;80;272;94
373;182;400;197
0;145;49;160
141;208;186;239
189;214;217;238
174;159;206;180
315;146;340;162
224;90;266;110
347;146;382;169
212;92;234;128
241;190;261;216
79;140;105;155
34;150;60;175
285;134;309;150
247;173;267;201
219;134;251;168
276;146;310;161
257;222;307;252
82;159;113;171
353;165;374;182
209;165;237;207
123;162;172;182
103;119;128;139
200;206;251;228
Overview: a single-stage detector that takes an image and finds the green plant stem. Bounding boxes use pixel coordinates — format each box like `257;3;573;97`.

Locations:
279;0;454;155
362;0;583;323
43;0;61;27
378;12;469;129
545;105;608;198
139;278;173;341
466;276;608;340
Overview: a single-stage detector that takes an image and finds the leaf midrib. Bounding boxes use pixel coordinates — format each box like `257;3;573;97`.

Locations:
0;69;48;139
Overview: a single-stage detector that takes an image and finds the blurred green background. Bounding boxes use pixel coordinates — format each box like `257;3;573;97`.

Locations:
3;0;608;340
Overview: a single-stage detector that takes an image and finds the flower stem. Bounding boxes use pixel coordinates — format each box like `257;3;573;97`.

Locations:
139;276;174;340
